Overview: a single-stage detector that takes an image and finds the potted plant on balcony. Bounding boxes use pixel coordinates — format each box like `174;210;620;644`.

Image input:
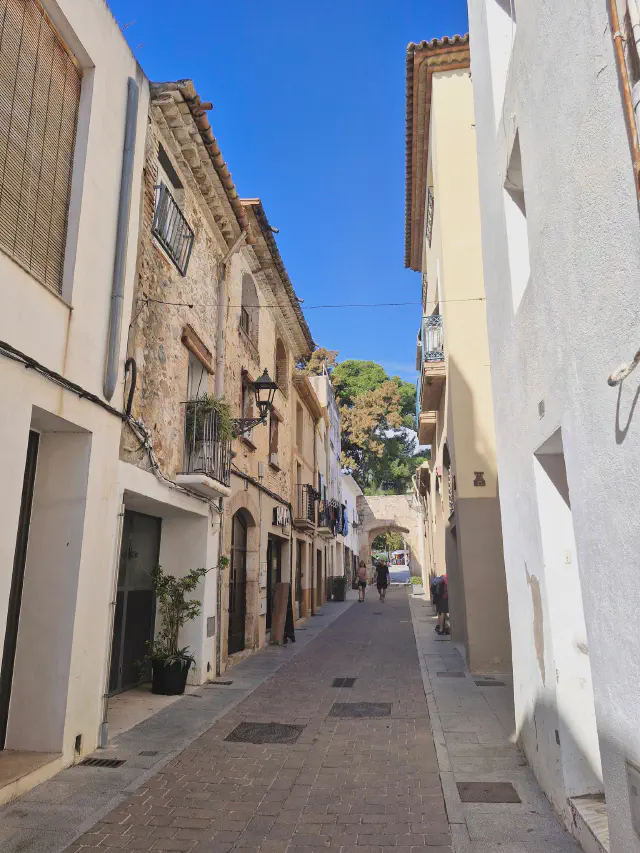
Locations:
148;557;228;695
184;394;234;467
332;575;347;602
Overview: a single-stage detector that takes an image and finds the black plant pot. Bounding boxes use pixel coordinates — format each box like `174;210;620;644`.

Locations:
151;658;192;696
332;580;347;602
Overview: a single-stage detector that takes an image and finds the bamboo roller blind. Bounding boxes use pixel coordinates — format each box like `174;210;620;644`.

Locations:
0;0;81;293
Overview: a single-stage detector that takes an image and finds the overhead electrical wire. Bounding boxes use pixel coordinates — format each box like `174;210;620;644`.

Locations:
134;296;486;312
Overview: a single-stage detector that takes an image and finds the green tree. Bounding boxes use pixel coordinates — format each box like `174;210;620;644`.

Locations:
372;531;405;552
298;347;339;376
332;360;388;407
336;360;426;494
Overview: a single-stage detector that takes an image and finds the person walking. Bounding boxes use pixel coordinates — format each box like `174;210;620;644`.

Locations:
375;559;390;602
431;574;449;634
357;560;368;602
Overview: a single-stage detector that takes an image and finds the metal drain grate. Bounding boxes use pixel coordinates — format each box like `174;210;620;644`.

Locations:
437;671;465;678
79;757;126;768
329;702;392;718
474;680;506;687
139;751;158;756
205;680;233;686
332;678;357;688
225;722;305;744
457;781;521;803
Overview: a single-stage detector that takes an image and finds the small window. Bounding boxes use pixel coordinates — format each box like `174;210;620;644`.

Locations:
269;413;279;467
187;352;207;399
296;403;304;450
241;373;254;445
275;339;287;391
240;274;259;347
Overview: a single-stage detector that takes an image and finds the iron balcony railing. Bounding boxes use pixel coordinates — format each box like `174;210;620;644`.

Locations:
152;183;195;276
294;484;316;526
420;314;444;365
182;400;232;487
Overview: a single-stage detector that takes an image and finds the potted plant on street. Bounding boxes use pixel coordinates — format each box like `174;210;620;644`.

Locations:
332;575;347;602
149;557;228;695
410;575;425;596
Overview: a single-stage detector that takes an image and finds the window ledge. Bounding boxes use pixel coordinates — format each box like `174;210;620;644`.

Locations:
268;462;281;472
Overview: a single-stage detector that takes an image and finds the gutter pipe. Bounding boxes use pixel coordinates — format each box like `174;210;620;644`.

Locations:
104;77;139;401
214;231;247;399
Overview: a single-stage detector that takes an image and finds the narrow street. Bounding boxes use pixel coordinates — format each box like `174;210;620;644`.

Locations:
0;589;581;853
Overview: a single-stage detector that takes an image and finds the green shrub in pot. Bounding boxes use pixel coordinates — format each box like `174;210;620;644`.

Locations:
148;556;228;695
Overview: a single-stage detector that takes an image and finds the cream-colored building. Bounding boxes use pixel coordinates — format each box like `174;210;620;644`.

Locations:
406;35;511;672
0;0;148;797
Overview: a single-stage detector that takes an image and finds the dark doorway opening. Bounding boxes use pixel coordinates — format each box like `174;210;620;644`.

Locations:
266;535;282;631
316;549;322;610
0;430;39;749
295;540;303;617
228;511;248;655
109;511;160;695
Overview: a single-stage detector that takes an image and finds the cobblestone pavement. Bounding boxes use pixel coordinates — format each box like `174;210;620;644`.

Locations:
67;589;451;852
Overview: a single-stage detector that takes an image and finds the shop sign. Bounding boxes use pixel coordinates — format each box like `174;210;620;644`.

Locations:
272;505;290;528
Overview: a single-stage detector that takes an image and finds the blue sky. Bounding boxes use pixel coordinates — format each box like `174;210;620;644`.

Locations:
108;0;469;383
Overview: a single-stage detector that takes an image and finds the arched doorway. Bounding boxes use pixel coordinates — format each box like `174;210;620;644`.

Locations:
228;510;248;655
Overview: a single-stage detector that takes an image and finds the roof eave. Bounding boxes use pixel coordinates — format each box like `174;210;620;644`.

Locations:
404;35;470;271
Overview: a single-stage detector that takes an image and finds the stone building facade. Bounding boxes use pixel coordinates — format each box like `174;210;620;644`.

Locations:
115;79;251;698
220;199;315;669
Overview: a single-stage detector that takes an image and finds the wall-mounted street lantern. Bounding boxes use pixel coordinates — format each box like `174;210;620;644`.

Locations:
233;368;278;437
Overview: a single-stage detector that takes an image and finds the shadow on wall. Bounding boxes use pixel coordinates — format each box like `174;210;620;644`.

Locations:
444;355;511;673
518;698;640;853
615;376;640;444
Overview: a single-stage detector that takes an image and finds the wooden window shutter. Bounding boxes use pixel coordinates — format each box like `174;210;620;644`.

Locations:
0;0;81;293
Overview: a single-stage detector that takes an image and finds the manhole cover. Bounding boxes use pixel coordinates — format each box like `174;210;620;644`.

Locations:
474;680;506;687
329;702;392;718
224;722;305;744
79;758;126;768
437;671;465;678
139;751;158;756
332;678;357;688
457;781;521;803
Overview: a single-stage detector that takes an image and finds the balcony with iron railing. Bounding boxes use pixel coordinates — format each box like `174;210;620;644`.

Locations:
293;484;316;532
417;314;446;414
152;183;195;276
176;399;232;499
317;499;340;538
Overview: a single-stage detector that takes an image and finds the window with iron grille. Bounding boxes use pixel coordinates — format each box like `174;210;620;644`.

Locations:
0;0;82;294
152;183;194;276
426;187;434;247
239;306;249;335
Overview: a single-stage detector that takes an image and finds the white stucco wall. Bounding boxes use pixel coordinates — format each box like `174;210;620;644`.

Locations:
469;1;640;848
0;0;148;766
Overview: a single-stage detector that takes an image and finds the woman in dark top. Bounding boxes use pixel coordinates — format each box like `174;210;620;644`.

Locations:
375;560;391;602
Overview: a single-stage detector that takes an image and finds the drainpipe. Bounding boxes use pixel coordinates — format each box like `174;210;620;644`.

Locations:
608;0;640;198
214;231;247;400
104;77;140;401
213;230;247;674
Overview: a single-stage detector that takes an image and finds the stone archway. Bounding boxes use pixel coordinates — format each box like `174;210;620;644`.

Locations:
357;495;425;581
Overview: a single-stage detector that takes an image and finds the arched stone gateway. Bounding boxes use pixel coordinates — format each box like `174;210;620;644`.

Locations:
356;495;426;581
